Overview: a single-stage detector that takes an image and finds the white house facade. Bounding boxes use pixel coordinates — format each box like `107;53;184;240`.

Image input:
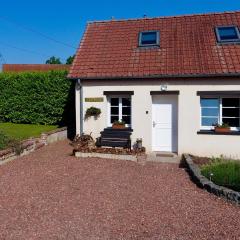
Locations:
70;11;240;158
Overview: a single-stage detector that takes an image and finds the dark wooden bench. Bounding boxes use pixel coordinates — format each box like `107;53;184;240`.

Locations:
96;128;133;149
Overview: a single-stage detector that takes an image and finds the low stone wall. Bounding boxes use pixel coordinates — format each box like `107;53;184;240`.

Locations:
183;154;240;204
0;127;67;165
41;127;67;144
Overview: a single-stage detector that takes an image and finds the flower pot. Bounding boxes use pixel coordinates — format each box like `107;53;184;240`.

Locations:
214;127;231;133
112;124;126;129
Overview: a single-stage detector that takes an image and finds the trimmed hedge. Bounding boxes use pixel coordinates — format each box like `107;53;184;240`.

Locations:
0;70;74;125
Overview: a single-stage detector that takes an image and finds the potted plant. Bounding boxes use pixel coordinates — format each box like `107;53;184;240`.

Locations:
213;123;231;133
112;120;126;129
85;107;101;119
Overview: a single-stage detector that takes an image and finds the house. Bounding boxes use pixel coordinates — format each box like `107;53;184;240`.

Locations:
2;64;70;72
68;11;240;158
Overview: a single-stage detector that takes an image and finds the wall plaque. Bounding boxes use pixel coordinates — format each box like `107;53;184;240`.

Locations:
85;97;104;102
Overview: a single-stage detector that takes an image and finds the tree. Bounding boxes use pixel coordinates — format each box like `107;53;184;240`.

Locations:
45;56;62;64
66;55;75;65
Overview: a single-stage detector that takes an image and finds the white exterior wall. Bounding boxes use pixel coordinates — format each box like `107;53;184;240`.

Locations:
76;79;240;158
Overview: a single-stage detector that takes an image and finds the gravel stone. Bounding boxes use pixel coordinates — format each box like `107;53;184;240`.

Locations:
0;141;239;240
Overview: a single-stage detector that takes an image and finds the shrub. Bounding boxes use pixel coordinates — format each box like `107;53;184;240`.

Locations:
201;158;240;191
0;70;74;126
0;131;11;150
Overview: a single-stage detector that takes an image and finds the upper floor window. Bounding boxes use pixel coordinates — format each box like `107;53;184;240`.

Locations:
139;31;160;47
215;26;240;43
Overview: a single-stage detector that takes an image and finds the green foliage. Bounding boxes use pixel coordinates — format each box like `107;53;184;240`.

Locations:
0;123;58;140
0;71;73;125
46;56;62;64
66;55;75;65
0;131;11;150
201;158;240;191
85;107;101;118
113;120;125;125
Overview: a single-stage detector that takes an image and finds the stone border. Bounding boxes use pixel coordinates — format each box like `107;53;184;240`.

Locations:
183;154;240;204
75;151;138;162
0;127;67;165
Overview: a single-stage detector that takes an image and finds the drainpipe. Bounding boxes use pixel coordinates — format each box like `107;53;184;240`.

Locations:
75;79;83;135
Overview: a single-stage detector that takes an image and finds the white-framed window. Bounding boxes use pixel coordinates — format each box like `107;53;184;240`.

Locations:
108;96;131;127
200;97;240;130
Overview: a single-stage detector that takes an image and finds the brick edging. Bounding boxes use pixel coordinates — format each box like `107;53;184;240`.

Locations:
183;154;240;204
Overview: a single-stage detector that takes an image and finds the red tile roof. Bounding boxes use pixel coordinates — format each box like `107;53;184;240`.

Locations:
69;11;240;79
3;64;70;73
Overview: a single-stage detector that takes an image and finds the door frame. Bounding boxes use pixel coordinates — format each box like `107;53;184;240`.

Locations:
151;92;179;153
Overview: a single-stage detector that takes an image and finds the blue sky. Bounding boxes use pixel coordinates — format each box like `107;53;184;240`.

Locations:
0;0;239;64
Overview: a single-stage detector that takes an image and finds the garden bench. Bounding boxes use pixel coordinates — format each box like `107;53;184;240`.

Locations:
96;128;133;149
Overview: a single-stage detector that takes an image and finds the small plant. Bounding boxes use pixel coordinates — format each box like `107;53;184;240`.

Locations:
213;123;230;128
113;120;125;125
85;107;101;119
8;139;24;155
213;123;230;133
112;120;126;129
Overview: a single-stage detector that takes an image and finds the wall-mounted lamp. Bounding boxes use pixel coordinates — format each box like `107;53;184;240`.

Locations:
161;84;167;91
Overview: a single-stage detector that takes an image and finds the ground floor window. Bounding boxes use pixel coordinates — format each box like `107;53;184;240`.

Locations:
109;97;131;126
201;97;240;130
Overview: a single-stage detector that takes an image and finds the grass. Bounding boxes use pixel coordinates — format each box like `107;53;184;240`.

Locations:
201;158;240;192
0;123;58;140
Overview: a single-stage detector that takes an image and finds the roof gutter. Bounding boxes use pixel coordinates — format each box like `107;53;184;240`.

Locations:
68;73;240;80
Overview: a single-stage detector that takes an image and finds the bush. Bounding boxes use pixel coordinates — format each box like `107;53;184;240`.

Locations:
0;131;11;150
0;70;74;125
201;158;240;191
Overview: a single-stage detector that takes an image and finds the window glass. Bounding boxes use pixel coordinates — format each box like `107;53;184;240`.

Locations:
217;26;240;42
111;116;119;123
202;117;218;127
200;98;219;107
222;98;240;127
222;118;239;127
111;107;119;115
111;98;119;106
201;108;219;117
140;31;158;45
122;98;131;106
201;98;219;127
122;116;131;125
222;98;239;107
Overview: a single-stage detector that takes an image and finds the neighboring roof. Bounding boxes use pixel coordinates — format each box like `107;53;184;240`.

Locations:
3;64;70;73
69;11;240;79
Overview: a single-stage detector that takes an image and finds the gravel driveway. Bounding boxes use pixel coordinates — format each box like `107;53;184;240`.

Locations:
0;140;239;240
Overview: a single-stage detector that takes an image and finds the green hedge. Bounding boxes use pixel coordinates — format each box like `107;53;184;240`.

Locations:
0;70;74;125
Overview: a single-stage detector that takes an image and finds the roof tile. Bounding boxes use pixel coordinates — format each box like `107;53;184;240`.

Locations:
69;11;240;79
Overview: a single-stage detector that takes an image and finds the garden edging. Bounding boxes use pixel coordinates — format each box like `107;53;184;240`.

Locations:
183;154;240;204
0;127;67;165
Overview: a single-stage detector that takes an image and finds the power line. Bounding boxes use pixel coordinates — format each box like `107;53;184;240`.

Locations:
0;16;77;50
0;41;51;58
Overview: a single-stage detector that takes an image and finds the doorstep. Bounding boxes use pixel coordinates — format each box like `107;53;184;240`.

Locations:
147;151;180;163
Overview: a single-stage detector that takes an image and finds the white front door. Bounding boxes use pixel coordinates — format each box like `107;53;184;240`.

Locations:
152;95;178;152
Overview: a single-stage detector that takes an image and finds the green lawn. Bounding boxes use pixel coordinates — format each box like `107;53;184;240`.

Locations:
0;123;58;140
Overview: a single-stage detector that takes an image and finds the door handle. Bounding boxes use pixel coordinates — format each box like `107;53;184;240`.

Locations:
153;121;156;127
